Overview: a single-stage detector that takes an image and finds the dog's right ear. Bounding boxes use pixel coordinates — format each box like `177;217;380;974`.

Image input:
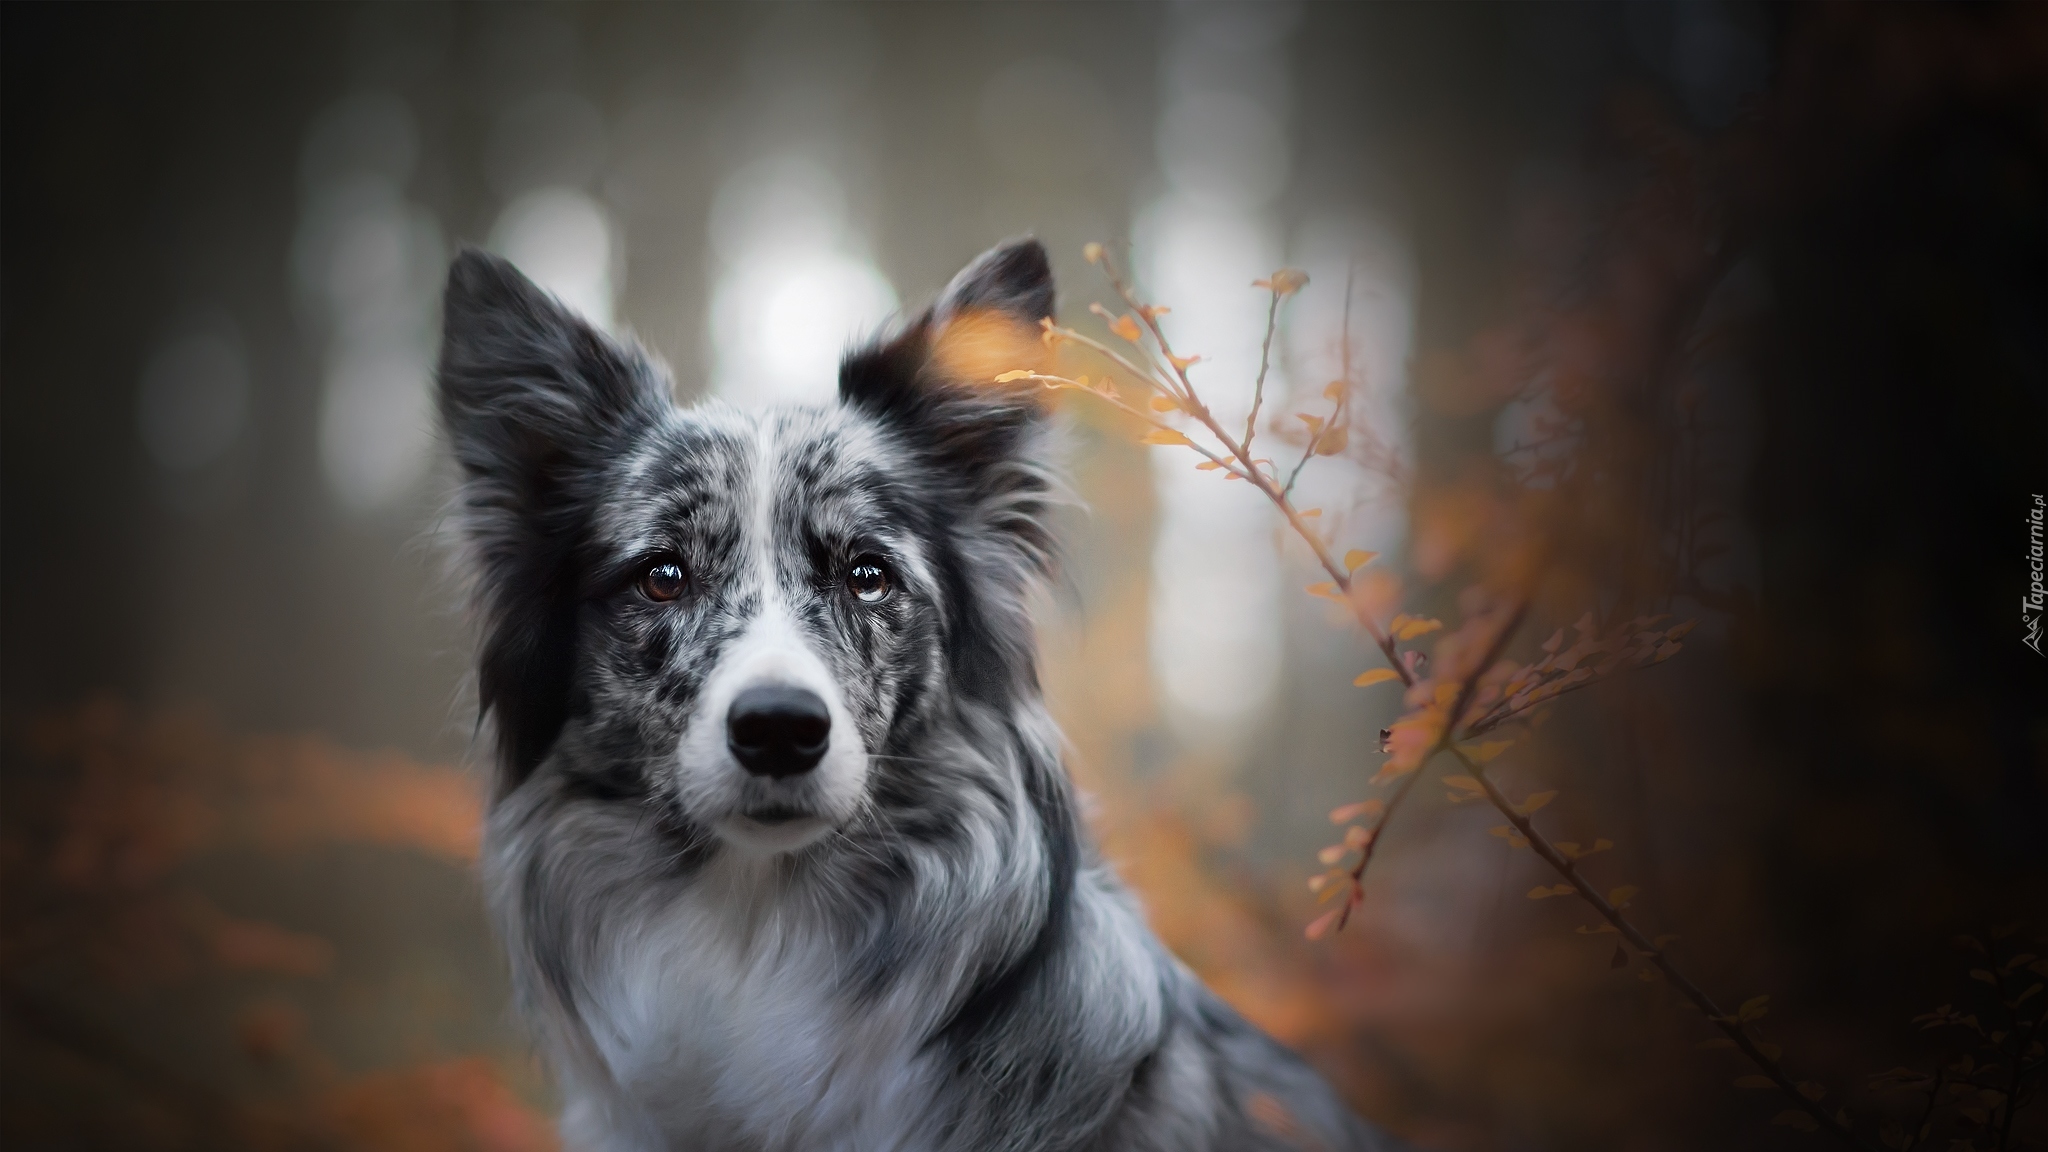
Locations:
436;248;671;796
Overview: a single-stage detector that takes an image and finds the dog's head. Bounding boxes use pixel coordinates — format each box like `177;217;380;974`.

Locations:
438;240;1057;855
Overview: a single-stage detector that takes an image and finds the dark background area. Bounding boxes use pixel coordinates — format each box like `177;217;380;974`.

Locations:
3;3;2043;1150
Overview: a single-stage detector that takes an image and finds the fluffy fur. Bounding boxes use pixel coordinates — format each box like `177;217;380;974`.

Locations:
437;239;1396;1152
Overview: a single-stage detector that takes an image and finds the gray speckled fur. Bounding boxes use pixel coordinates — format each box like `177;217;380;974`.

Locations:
436;240;1397;1152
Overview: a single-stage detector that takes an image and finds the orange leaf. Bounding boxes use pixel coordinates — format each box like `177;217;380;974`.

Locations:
1395;617;1443;641
1082;242;1105;264
1139;428;1192;447
1443;775;1485;794
1254;268;1309;295
1306;582;1340;600
1467;740;1514;763
1343;549;1377;571
1352;668;1399;687
1329;799;1384;823
1110;314;1143;342
1305;907;1342;940
1167;353;1200;371
1298;508;1323;518
1735;1076;1777;1089
993;369;1034;383
1516;790;1557;815
1607;885;1640;908
1528;884;1574;899
1322;380;1346;401
1773;1110;1819;1132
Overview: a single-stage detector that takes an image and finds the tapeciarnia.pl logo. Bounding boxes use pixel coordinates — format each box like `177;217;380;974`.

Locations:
2027;494;2045;656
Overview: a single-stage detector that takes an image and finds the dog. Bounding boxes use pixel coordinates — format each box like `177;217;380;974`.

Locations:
436;239;1395;1151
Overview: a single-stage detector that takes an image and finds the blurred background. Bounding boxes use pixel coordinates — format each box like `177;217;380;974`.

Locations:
2;2;2043;1150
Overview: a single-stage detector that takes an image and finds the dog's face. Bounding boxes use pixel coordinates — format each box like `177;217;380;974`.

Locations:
438;241;1056;856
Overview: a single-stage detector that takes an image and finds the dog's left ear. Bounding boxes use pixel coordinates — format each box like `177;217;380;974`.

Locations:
838;236;1056;537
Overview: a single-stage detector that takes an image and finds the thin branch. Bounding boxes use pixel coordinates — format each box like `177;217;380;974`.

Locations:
1093;251;1411;682
1901;1069;1944;1152
1337;601;1529;926
1453;751;1876;1151
1243;288;1282;459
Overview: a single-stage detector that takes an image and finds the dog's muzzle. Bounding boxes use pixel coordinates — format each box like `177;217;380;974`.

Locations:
727;685;830;779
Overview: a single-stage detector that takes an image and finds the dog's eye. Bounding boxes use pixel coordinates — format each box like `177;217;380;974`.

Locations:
847;556;891;604
640;557;687;603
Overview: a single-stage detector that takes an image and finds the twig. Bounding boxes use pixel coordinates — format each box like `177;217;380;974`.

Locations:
1243;288;1282;459
1093;252;1411;681
1336;601;1529;929
1452;751;1875;1150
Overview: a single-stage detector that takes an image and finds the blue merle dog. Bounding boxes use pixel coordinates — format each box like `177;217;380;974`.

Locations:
436;239;1396;1151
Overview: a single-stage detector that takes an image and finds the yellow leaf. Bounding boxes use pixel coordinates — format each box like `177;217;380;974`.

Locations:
1306;582;1340;600
1488;825;1530;849
1576;922;1618;934
1395;617;1444;641
1149;395;1179;412
1655;641;1682;662
1082;242;1105;264
1758;1042;1782;1061
1734;1076;1777;1089
1517;790;1557;815
1343;549;1377;571
1323;380;1346;401
1139;428;1192;447
1254;268;1309;295
1443;775;1485;794
1608;885;1640;908
993;369;1035;383
1698;1038;1737;1050
1110;314;1143;342
1167;353;1200;371
1738;995;1770;1022
1653;934;1679;948
1667;619;1698;640
1528;884;1574;900
1469;740;1514;763
1592;838;1614;853
1298;508;1323;518
1329;799;1384;823
1316;426;1349;455
1195;460;1223;471
1556;841;1581;858
1797;1082;1826;1101
1352;668;1400;687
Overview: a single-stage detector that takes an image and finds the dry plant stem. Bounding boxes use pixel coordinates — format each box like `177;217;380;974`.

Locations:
1904;1071;1945;1152
1992;965;2043;1151
1096;257;1411;683
1242;289;1282;458
1453;749;1875;1150
1335;601;1530;928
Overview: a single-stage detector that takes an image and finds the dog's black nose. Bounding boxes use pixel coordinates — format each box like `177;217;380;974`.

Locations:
727;685;831;779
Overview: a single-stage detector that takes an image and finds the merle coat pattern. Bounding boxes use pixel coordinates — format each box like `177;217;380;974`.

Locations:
436;240;1394;1152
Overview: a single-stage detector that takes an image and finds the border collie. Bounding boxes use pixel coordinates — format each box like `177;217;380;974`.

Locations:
436;239;1394;1151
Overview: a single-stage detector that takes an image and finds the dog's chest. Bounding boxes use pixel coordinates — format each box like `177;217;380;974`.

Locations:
590;886;938;1150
